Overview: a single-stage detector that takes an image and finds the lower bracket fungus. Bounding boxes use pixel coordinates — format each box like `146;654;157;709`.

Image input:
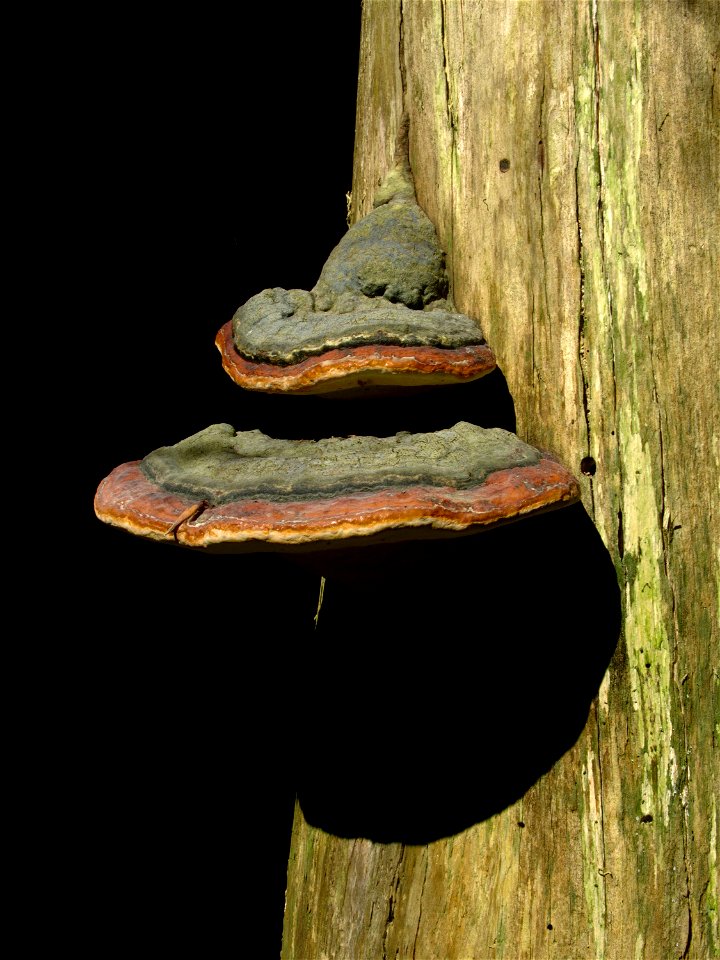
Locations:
216;118;496;396
94;422;580;553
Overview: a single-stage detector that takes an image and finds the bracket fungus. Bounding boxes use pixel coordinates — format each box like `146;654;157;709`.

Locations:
95;422;580;553
216;121;495;396
98;115;581;566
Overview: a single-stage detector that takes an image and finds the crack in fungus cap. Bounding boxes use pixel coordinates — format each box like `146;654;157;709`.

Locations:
95;422;580;553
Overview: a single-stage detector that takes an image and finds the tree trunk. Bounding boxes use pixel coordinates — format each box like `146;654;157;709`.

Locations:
282;2;719;957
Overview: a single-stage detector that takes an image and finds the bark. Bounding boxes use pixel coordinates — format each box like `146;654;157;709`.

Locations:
282;2;719;957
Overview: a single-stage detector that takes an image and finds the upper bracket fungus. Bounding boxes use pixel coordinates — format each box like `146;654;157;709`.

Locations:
95;422;580;553
216;119;495;396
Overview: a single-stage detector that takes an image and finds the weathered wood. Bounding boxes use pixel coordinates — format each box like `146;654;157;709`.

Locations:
283;1;719;957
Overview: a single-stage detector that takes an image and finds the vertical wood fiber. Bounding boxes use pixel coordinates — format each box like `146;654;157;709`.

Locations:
283;2;719;957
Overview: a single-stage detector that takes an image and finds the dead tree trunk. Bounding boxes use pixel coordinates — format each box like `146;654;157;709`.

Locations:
282;2;719;957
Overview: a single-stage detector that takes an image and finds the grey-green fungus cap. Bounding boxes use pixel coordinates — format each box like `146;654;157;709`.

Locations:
216;119;495;394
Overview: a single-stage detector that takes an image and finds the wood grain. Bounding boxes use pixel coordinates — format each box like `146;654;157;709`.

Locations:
282;2;720;958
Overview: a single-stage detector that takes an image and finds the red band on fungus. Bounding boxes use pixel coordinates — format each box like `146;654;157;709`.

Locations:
95;456;580;552
215;321;497;395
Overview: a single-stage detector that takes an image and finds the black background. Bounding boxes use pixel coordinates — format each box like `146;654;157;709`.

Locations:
52;6;620;955
60;7;362;956
79;8;362;520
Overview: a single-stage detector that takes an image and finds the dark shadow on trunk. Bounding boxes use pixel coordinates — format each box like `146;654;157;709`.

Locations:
294;502;620;844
